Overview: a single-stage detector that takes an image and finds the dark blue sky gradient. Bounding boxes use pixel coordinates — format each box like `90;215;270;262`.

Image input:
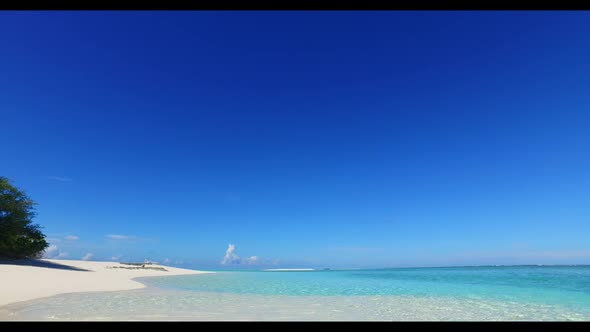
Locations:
1;11;589;268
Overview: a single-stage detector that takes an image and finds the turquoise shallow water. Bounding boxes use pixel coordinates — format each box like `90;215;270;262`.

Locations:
143;266;590;309
3;266;590;321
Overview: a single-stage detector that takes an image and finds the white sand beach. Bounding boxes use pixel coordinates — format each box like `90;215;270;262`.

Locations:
0;259;210;307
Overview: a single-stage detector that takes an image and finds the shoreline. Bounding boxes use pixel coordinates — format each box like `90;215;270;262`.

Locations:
0;259;211;307
1;263;589;321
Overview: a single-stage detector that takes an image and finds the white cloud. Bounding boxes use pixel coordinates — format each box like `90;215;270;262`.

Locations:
162;258;171;264
106;234;135;240
47;176;72;182
44;245;59;257
43;245;68;259
111;255;122;261
220;245;261;265
244;256;259;265
64;235;79;241
81;253;94;261
221;244;241;265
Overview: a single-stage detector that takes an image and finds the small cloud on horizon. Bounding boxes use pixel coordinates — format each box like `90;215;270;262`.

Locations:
81;253;94;261
220;244;262;265
111;255;123;261
244;256;259;265
43;245;68;259
221;244;241;265
106;234;136;240
47;176;72;182
64;235;79;241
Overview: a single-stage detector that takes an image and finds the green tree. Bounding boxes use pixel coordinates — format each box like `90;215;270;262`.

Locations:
0;177;48;259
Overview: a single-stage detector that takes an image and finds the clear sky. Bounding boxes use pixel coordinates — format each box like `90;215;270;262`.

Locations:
1;11;589;269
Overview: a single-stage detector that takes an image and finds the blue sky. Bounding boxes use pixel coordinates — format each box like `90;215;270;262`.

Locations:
1;11;589;269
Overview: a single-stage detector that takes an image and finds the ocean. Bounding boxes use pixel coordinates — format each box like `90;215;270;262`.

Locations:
3;266;590;320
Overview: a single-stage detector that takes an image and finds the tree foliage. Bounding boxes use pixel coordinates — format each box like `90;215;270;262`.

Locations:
0;177;48;259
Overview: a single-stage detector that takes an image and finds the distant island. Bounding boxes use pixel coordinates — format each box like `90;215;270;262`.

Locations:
263;268;315;271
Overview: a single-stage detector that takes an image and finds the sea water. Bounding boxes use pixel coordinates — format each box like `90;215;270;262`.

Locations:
2;266;590;320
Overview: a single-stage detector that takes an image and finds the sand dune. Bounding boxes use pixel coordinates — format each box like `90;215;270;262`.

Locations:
0;259;210;307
